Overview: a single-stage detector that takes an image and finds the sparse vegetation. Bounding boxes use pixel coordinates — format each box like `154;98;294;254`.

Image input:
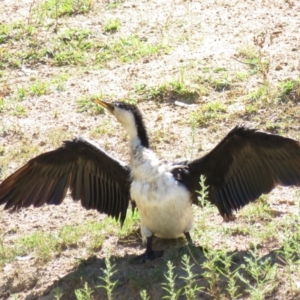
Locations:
191;101;228;125
40;0;93;18
103;19;121;33
135;80;200;103
1;0;300;299
77;95;106;115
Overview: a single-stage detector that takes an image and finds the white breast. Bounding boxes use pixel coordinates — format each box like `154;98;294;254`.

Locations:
131;175;193;241
129;146;193;242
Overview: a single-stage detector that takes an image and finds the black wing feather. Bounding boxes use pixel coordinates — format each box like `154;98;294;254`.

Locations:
172;126;300;217
0;137;131;225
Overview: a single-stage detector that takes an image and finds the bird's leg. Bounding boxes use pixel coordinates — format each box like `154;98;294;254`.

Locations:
185;232;204;252
137;236;163;262
184;232;193;244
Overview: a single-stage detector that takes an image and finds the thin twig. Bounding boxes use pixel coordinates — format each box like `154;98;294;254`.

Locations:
231;56;256;67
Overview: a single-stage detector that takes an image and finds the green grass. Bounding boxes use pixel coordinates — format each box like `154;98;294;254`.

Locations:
105;0;124;9
0;217;122;266
12;104;27;116
135;80;200;103
0;21;34;45
40;0;93;18
77;95;105;115
237;44;270;76
191;101;227;125
96;35;169;64
30;80;50;96
103;19;121;33
0;205;140;267
1;18;167;69
0;23;11;44
278;79;300;102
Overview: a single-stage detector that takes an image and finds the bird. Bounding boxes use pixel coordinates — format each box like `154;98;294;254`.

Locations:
1;100;300;261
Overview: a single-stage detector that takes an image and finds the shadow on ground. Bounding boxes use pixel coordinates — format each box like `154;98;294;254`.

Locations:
18;239;299;300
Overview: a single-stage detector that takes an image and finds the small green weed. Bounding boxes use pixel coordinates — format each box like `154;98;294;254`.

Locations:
75;282;94;300
53;287;64;300
0;48;22;69
238;44;259;61
0;24;11;44
0;234;15;266
180;254;203;298
106;0;123;9
16;87;27;100
140;290;150;300
212;74;232;92
59;28;92;45
235;71;249;82
12;104;27;116
213;67;227;73
193;175;218;243
191;101;227;125
41;0;93;18
162;260;181;299
96;35;168;64
278;79;300;102
103;19;121;33
50;73;70;92
0;97;5;112
77;95;105;115
202;248;222;299
136;80;199;103
237;44;269;76
238;246;278;299
30;80;50;96
98;256;118;300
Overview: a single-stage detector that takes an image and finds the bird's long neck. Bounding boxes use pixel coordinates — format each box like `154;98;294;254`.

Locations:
135;120;149;149
121;111;149;149
122;114;162;181
128;119;150;161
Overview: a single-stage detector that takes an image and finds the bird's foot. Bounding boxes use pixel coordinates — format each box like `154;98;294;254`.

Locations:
136;249;164;263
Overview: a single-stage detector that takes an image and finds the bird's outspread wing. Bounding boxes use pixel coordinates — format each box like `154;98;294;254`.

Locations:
173;126;300;217
0;137;131;225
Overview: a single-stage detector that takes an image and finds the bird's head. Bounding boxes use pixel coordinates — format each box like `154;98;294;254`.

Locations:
95;100;149;148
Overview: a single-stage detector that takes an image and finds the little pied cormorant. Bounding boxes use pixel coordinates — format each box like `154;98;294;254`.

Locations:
1;100;300;261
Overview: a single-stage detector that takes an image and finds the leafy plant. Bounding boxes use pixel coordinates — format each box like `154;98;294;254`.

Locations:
75;282;94;300
162;260;181;299
238;246;278;299
98;256;118;300
180;255;203;299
